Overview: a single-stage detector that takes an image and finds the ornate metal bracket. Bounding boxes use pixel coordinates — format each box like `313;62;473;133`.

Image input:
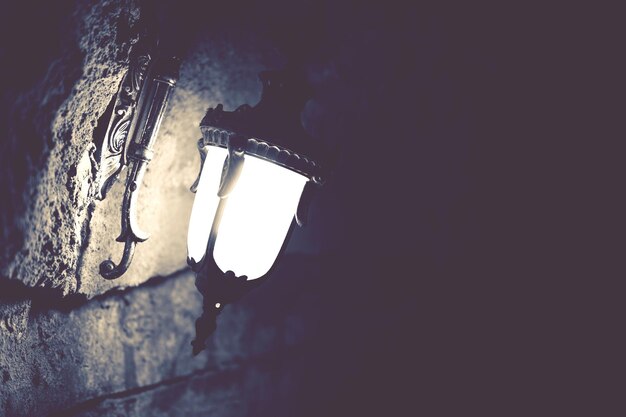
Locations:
94;45;151;199
96;52;181;279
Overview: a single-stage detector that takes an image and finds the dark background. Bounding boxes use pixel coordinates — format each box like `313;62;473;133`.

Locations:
160;4;617;414
1;0;620;415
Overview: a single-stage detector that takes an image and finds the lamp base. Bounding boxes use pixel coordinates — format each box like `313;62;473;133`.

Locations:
190;259;266;355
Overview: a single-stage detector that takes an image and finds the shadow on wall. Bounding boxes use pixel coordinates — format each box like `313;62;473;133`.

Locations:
1;0;579;415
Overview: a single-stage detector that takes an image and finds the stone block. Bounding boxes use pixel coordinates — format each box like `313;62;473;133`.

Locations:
0;255;327;417
0;270;205;416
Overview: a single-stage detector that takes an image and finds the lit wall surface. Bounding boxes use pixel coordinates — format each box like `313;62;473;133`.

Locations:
0;1;604;416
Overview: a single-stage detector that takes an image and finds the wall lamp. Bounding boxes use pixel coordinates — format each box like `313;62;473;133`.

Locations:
95;43;326;354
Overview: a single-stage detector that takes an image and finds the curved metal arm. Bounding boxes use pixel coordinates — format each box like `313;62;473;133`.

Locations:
98;161;147;279
98;56;180;279
99;238;137;280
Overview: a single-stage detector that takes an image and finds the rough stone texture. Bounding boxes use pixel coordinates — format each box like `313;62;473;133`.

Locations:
0;270;201;416
0;0;287;298
0;0;140;294
66;363;297;417
0;250;433;416
0;255;334;417
1;2;443;414
0;2;348;414
0;1;603;416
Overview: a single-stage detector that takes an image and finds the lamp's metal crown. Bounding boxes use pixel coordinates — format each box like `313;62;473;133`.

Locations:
199;70;325;183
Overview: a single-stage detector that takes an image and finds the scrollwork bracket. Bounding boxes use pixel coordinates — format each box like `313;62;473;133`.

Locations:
95;47;181;280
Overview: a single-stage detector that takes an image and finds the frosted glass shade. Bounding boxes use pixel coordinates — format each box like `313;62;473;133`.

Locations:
213;154;307;279
187;146;228;264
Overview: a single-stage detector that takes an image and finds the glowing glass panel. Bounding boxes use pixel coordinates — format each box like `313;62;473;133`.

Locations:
213;155;307;279
187;146;228;264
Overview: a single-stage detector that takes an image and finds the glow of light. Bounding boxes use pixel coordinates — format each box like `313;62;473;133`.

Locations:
186;146;228;264
213;154;307;279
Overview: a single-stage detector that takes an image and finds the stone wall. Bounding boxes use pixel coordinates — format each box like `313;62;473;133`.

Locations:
0;257;335;417
0;0;291;298
0;1;572;415
0;1;367;414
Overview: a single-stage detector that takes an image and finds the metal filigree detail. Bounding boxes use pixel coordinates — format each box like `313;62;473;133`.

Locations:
200;126;322;182
132;54;151;92
94;49;152;200
198;70;328;183
99;56;181;279
109;118;129;154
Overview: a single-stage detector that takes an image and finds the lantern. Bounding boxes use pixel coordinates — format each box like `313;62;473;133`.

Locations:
187;70;325;354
